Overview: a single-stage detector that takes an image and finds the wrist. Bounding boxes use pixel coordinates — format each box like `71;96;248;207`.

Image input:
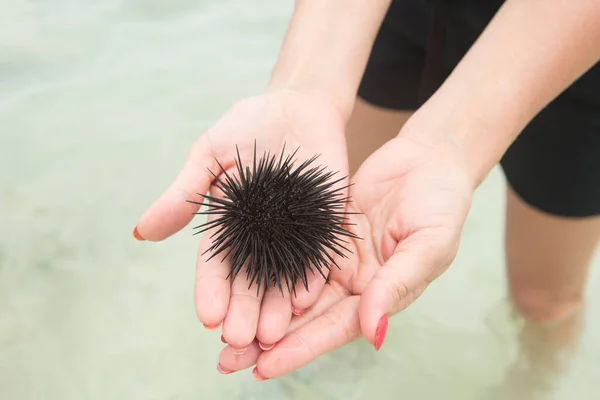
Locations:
265;0;391;122
266;77;355;124
400;0;600;188
398;102;510;190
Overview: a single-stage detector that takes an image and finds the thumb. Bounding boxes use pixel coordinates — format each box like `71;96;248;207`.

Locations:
134;136;216;242
358;233;453;350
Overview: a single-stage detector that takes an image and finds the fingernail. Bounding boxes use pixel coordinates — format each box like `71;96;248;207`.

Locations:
252;367;268;381
220;335;227;344
259;342;275;351
203;323;220;331
230;346;247;355
292;307;306;316
133;226;145;241
216;363;233;375
374;314;388;351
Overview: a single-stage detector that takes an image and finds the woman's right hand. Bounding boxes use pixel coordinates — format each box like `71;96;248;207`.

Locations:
133;89;350;354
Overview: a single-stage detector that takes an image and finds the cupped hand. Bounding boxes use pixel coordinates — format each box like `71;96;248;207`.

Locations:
134;90;349;352
216;131;475;379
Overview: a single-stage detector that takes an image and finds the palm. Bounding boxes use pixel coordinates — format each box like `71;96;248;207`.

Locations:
325;136;472;297
136;90;349;353
201;92;348;181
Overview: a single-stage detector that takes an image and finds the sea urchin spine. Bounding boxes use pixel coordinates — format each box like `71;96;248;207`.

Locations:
188;143;361;296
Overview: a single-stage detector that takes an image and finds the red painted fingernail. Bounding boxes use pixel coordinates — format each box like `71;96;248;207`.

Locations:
292;307;306;316
259;342;275;351
252;367;268;381
216;363;233;375
230;346;247;355
133;226;145;241
220;335;227;344
374;315;388;351
203;323;220;331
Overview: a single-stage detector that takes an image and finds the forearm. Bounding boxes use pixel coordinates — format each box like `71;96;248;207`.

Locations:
267;0;391;120
407;0;600;186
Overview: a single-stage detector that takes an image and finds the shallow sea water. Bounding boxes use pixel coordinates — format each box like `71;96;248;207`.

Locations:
1;1;599;399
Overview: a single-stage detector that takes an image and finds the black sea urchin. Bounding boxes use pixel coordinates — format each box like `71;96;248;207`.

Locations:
188;143;361;296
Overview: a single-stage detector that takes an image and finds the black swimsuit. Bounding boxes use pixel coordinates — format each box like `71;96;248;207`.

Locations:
358;0;600;217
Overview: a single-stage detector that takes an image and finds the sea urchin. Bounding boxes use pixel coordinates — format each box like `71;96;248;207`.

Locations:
188;143;360;296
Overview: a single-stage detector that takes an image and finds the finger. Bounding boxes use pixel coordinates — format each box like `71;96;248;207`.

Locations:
217;341;262;374
291;240;353;314
218;282;348;374
255;295;361;380
290;267;328;315
135;135;216;241
287;280;349;333
222;271;265;353
256;285;292;350
359;234;449;350
194;229;231;330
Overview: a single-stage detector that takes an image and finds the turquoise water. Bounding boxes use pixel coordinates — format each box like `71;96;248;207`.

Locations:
1;1;599;399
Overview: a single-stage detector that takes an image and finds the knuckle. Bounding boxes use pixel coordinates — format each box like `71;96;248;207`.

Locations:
322;310;356;343
389;280;411;314
373;272;411;314
291;331;317;360
230;291;262;303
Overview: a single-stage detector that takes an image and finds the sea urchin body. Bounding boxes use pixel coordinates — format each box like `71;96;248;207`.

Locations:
188;143;360;296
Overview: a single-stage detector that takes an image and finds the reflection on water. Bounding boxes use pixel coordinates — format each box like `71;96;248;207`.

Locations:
1;1;599;399
485;303;586;400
